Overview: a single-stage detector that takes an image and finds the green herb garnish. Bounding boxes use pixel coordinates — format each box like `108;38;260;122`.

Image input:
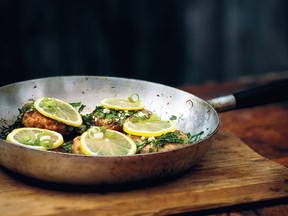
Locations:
0;99;35;139
135;130;204;153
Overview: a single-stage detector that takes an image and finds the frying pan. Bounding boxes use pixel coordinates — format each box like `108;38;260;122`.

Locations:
0;76;287;185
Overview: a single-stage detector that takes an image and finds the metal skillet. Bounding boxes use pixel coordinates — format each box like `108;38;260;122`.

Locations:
0;76;287;185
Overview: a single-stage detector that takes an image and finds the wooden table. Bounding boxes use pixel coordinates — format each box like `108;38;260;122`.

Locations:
1;78;288;216
179;79;288;215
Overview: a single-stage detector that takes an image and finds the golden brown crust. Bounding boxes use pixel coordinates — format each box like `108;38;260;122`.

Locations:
22;110;68;135
139;142;188;154
94;117;123;132
71;136;83;154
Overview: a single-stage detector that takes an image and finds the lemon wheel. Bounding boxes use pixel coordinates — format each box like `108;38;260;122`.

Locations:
34;97;82;127
6;127;64;150
100;97;144;111
80;126;137;156
123;120;177;137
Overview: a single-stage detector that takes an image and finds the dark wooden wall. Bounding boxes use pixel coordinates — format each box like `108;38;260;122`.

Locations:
1;0;288;86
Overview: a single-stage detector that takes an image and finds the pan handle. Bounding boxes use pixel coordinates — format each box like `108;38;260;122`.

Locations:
207;78;288;112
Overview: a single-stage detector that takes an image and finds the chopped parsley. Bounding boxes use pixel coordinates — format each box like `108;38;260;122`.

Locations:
0;99;35;139
93;106;139;124
59;141;74;153
135;130;204;153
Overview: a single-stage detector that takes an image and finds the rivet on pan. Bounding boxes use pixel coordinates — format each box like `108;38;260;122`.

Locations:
185;99;193;110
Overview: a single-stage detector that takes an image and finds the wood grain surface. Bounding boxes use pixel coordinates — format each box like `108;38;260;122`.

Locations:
179;79;288;216
0;130;287;216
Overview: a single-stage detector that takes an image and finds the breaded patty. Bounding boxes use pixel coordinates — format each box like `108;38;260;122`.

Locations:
140;142;188;154
94;108;152;132
22;110;68;135
71;136;83;154
132;131;189;154
94;117;123;132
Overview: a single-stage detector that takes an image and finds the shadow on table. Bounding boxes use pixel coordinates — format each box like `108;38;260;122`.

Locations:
1;165;187;193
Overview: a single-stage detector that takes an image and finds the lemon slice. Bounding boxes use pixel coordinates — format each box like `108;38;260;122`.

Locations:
34;97;82;127
6;127;64;150
123;120;177;137
80;126;137;156
100;97;144;110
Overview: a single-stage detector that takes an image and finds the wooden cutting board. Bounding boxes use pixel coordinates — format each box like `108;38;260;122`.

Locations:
1;130;288;216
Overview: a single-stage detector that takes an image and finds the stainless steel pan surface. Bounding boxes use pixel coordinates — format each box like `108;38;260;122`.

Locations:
0;76;219;184
0;76;287;184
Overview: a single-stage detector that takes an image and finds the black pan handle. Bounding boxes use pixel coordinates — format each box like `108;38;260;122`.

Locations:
207;78;288;112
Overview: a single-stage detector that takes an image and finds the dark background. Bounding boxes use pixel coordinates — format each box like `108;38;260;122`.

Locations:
1;0;288;87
